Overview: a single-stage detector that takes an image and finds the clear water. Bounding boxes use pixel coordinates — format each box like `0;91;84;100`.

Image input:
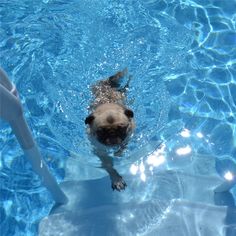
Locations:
0;0;236;235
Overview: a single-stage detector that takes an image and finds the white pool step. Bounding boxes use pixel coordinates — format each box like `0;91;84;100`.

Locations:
39;198;236;236
39;171;236;236
146;200;236;236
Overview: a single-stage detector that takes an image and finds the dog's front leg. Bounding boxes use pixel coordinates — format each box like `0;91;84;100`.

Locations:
96;151;127;191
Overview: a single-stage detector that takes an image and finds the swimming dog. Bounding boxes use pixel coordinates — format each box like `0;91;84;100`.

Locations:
85;68;134;191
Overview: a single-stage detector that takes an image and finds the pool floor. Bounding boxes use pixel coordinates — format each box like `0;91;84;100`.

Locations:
0;0;236;235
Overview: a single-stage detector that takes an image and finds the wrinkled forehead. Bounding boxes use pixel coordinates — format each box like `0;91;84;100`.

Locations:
94;112;128;128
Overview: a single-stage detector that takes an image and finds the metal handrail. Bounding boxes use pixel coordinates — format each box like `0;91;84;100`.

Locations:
0;67;67;204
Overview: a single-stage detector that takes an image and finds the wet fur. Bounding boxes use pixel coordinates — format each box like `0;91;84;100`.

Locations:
85;69;134;191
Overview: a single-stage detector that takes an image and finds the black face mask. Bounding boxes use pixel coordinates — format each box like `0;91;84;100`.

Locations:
96;125;128;145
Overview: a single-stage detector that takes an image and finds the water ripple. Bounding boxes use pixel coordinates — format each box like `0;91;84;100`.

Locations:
1;0;236;235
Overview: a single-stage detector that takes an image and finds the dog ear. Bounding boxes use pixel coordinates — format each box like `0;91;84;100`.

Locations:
124;109;134;118
85;114;95;125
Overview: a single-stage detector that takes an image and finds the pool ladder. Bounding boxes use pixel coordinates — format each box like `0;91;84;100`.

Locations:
0;68;67;204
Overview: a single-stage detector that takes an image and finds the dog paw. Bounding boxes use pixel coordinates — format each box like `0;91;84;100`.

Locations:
111;176;127;191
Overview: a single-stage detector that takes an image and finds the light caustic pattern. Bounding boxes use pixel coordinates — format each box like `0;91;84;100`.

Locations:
0;0;236;235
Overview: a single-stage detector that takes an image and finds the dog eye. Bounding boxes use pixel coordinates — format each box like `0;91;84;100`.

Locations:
117;124;126;128
97;128;107;135
118;124;128;130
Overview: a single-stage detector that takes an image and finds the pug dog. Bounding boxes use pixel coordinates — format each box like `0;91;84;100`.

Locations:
85;68;135;191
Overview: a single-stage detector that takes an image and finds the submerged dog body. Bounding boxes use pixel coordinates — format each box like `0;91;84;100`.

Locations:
85;69;134;191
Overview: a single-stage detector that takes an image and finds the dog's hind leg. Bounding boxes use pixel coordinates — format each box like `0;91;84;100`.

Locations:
108;68;128;88
118;75;132;93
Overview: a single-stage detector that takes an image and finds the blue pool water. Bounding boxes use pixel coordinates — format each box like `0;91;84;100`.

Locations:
0;0;236;235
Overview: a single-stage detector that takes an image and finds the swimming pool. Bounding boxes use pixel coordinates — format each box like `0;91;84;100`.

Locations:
0;0;236;235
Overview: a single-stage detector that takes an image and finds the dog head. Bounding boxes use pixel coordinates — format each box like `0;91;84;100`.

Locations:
85;103;134;146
